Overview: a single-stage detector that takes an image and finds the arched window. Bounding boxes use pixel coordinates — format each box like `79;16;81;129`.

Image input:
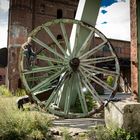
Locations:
57;9;63;19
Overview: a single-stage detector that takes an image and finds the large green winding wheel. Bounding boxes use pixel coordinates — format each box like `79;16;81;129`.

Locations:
19;19;120;118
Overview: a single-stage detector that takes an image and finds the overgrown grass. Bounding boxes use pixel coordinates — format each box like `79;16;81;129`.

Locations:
0;96;53;140
87;125;139;140
0;85;12;96
61;128;73;140
0;85;26;97
15;88;26;96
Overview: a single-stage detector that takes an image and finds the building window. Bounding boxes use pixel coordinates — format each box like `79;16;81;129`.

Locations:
0;75;2;81
40;4;45;14
57;34;62;40
74;10;76;18
57;9;63;19
18;79;22;88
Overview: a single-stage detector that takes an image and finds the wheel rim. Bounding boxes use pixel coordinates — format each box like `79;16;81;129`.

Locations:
19;19;120;118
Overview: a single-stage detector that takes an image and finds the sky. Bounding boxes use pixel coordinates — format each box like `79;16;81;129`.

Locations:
0;0;9;48
0;0;130;48
96;0;130;41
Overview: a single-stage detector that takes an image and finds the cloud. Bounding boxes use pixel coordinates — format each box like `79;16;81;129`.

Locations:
0;25;8;48
96;0;130;41
0;0;9;23
0;0;9;48
0;0;9;12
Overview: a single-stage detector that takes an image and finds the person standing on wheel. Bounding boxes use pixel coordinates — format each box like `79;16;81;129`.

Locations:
22;37;36;69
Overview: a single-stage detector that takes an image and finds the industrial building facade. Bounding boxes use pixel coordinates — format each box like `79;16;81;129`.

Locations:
0;0;130;93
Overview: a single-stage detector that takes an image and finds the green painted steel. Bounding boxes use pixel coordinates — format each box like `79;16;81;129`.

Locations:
19;19;120;118
64;0;101;106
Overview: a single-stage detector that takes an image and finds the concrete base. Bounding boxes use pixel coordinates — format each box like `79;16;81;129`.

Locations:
105;100;140;132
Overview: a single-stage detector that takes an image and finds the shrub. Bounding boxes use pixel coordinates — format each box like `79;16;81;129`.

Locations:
15;88;26;97
0;85;12;96
87;125;138;140
0;97;52;140
107;76;114;87
74;91;97;113
61;128;73;140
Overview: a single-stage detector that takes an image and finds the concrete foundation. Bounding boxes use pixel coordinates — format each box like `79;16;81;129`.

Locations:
105;100;140;132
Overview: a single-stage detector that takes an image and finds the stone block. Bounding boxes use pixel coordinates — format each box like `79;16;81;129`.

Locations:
105;100;140;132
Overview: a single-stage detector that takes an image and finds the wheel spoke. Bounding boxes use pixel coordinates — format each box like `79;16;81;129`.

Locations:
37;55;67;64
79;41;107;59
76;73;88;114
80;56;116;64
79;68;103;104
60;22;71;55
81;63;119;77
20;19;120;117
22;65;62;75
45;71;70;108
64;76;72;115
30;67;67;93
72;24;80;57
43;26;69;58
32;37;65;60
81;66;114;91
77;29;94;57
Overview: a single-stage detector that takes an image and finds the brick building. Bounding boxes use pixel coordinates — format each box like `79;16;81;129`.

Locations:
7;0;78;92
130;0;140;100
6;0;130;92
0;68;6;85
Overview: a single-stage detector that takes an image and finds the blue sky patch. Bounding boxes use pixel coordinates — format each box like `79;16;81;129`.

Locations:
101;0;118;7
101;9;107;14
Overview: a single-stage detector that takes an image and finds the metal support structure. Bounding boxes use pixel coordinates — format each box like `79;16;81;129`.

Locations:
19;0;120;118
59;0;101;108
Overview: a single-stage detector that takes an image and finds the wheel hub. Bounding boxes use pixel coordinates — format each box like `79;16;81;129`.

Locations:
69;57;80;72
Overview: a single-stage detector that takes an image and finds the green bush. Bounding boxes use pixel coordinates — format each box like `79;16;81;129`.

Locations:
15;88;26;97
61;128;73;140
0;85;12;96
107;76;114;87
74;91;97;113
87;125;138;140
0;97;52;140
0;85;26;97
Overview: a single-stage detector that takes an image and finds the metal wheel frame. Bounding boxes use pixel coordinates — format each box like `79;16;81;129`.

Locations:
19;19;120;118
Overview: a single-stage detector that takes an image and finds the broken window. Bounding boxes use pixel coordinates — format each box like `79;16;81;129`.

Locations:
57;9;63;19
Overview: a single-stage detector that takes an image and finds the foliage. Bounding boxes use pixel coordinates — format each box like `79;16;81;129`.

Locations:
0;85;26;97
15;88;26;97
74;91;97;113
107;76;114;87
87;125;139;140
61;128;73;140
0;85;12;96
0;96;52;140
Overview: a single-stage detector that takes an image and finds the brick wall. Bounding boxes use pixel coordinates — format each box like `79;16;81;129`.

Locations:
0;68;6;85
7;0;131;93
130;0;138;100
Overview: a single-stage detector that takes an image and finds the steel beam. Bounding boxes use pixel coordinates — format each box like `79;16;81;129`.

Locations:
58;0;101;108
